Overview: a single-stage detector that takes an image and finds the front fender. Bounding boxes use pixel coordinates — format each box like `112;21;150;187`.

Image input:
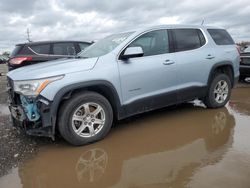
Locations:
46;80;123;136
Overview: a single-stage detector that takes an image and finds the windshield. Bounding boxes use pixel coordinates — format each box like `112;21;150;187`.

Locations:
78;32;134;58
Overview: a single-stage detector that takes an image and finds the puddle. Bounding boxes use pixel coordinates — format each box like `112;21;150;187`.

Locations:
0;86;250;188
229;88;250;116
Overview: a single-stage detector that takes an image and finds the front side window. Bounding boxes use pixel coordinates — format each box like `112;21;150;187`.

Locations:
128;30;169;56
173;29;205;52
53;43;76;56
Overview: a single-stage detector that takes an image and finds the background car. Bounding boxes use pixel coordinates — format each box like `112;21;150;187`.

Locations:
8;40;92;70
240;46;250;81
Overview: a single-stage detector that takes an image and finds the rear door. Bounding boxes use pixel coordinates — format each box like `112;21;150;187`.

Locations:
171;28;214;101
207;29;240;79
118;29;178;115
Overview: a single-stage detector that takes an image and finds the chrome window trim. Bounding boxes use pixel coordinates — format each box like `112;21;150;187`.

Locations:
28;46;76;57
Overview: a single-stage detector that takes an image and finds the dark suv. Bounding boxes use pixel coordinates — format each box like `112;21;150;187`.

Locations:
8;41;92;70
240;46;250;81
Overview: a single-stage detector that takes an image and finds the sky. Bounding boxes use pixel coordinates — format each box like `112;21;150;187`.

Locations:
0;0;250;53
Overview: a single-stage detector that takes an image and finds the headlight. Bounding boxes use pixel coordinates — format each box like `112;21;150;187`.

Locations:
14;75;64;96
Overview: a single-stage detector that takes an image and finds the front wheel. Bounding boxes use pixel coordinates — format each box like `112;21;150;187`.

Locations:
58;92;113;146
204;74;232;108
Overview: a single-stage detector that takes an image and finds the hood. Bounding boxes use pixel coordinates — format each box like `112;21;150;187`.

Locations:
7;57;98;80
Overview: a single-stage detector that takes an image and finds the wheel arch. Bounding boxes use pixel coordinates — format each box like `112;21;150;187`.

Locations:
207;61;235;88
50;80;123;134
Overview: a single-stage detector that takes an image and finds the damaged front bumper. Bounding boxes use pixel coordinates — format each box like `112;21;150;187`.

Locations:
7;78;56;140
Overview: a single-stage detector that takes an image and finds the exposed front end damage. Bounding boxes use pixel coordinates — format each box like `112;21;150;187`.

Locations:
8;77;55;139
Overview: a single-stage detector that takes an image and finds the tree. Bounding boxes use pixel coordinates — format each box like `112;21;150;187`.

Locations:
1;51;10;57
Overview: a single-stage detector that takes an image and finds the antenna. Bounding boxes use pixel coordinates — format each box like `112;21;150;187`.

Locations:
26;28;32;42
201;20;205;25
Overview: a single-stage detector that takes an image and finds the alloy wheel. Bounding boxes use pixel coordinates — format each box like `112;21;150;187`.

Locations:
72;102;105;138
213;80;229;104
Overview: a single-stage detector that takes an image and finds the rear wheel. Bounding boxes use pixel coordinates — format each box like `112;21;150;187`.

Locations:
204;73;231;108
58;92;113;146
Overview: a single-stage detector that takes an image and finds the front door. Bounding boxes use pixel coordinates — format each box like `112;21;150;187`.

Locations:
117;29;178;115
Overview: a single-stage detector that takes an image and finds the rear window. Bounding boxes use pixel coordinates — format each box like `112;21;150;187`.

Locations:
30;44;50;54
10;46;22;57
173;29;206;52
207;29;235;45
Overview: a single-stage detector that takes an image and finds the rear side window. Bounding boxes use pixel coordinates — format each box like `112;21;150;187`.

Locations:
207;29;235;45
30;44;50;54
53;43;76;55
173;29;205;52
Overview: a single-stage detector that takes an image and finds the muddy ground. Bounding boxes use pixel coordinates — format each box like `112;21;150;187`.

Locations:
0;74;250;188
0;75;54;178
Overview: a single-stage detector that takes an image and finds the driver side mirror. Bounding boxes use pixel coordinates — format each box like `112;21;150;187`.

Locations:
121;47;144;60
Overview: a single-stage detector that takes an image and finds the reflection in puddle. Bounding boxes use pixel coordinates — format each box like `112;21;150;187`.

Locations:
229;87;250;116
212;111;227;135
2;86;250;188
76;148;108;183
11;105;237;188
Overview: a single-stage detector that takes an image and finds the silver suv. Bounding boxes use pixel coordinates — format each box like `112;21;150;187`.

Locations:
7;25;240;145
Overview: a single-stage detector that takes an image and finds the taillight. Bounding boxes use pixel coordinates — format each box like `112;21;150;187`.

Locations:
9;57;32;65
236;45;241;56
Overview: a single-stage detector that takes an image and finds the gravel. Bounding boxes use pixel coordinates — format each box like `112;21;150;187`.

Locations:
0;76;53;177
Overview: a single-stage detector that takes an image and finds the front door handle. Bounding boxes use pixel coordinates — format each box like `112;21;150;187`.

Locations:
163;60;175;65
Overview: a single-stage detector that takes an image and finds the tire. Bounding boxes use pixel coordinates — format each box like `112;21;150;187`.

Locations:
204;73;232;108
58;91;113;146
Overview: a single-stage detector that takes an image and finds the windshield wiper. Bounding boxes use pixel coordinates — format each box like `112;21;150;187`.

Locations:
74;56;89;59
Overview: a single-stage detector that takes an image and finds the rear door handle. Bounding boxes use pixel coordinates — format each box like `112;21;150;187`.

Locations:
206;54;215;60
163;60;175;65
